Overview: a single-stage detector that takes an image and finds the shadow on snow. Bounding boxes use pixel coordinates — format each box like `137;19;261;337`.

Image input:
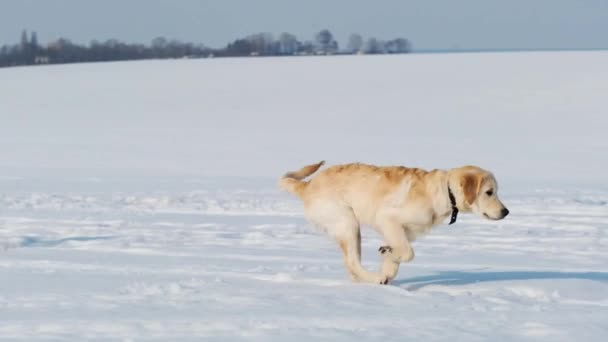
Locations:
20;235;116;247
395;270;608;290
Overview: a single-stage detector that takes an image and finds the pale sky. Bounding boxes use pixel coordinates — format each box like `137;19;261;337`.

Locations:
1;0;607;51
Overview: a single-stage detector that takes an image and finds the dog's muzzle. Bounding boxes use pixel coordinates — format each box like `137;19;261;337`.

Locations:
500;207;510;218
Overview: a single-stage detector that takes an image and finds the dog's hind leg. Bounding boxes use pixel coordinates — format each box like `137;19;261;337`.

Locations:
306;201;384;284
338;228;365;282
337;224;386;284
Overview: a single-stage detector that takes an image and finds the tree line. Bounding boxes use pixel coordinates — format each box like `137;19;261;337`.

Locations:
0;29;411;68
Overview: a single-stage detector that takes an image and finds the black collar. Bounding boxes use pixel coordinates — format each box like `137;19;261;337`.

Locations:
448;186;459;225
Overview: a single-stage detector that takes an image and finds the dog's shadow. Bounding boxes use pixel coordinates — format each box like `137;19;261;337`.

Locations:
394;270;608;291
20;235;116;248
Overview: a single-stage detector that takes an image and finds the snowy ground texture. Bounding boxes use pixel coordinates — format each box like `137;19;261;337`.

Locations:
1;51;608;341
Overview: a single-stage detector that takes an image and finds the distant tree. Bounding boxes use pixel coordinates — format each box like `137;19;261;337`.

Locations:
315;29;332;47
0;28;411;68
329;40;339;54
385;38;411;54
151;37;168;49
88;40;101;61
246;32;274;55
278;32;298;55
0;45;9;66
223;38;254;56
20;30;28;49
167;39;184;58
30;31;39;49
298;41;314;55
151;37;169;58
347;33;363;54
363;37;385;54
18;29;36;64
315;29;338;54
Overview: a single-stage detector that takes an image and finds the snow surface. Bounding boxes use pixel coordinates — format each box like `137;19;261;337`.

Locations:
1;52;607;341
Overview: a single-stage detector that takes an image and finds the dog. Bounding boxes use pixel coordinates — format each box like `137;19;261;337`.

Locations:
279;161;509;285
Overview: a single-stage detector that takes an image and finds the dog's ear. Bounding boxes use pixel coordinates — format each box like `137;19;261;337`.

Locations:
461;173;483;205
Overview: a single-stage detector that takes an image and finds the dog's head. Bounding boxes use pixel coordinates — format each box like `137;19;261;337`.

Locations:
449;166;509;220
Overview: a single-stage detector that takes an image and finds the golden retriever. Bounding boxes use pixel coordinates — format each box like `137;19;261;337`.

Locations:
279;161;509;285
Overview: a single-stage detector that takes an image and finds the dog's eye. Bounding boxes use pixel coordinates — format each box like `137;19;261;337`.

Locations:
486;189;494;196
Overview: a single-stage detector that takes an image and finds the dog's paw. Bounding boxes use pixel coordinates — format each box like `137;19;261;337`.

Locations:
378;246;393;255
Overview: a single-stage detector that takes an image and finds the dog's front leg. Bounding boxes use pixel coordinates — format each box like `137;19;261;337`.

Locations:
378;221;415;284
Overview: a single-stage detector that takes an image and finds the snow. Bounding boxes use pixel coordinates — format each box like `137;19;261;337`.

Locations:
1;52;607;340
1;51;607;181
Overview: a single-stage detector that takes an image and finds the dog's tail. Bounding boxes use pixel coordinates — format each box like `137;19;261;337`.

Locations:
279;160;325;198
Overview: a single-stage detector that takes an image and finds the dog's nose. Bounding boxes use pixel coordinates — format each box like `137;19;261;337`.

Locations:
501;208;510;218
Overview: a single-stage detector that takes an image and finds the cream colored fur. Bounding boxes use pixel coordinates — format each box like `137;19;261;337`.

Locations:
279;161;509;285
